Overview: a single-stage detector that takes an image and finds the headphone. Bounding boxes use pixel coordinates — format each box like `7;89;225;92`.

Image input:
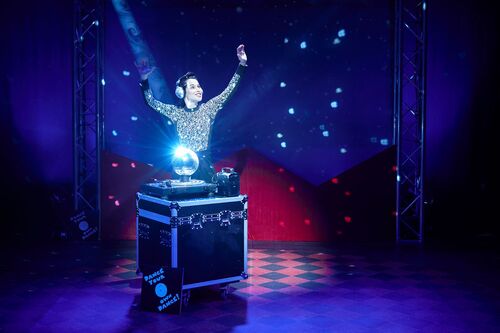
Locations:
175;79;184;99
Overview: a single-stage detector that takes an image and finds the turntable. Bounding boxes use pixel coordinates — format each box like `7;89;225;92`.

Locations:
140;179;217;199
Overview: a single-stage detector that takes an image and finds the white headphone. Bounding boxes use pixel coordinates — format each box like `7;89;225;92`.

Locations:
175;79;184;99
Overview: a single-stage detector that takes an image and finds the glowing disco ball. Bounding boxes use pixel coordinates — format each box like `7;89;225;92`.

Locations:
172;146;199;177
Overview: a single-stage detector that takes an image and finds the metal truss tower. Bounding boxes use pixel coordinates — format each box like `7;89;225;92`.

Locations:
394;0;427;242
73;0;104;236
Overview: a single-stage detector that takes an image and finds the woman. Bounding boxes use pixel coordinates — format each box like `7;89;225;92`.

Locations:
137;44;248;182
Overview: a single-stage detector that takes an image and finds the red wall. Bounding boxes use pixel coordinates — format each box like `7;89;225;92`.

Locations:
101;147;395;241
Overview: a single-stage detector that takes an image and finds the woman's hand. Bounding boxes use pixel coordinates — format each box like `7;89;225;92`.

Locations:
237;44;247;66
135;58;156;80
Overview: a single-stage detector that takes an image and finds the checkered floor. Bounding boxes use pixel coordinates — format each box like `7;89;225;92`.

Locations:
0;241;499;332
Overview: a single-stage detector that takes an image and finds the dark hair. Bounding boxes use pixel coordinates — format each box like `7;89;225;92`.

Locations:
177;72;197;90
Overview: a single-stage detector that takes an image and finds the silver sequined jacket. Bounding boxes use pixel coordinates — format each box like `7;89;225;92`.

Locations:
141;65;246;152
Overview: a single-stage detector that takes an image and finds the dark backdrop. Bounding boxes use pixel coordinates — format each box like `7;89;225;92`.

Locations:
0;0;498;244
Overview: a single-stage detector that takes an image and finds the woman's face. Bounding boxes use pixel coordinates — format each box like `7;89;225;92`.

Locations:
184;78;203;104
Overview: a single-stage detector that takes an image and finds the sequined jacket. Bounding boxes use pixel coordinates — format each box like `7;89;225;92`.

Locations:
140;65;246;152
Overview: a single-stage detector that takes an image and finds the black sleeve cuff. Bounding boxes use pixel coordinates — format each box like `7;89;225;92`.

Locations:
236;63;247;76
140;79;149;91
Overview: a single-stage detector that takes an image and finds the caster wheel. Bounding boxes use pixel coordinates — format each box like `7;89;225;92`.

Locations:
219;283;230;299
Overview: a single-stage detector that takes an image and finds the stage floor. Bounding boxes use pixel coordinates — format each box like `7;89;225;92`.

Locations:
0;240;498;332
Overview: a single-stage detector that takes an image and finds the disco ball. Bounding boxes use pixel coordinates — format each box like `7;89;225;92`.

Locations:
172;146;199;178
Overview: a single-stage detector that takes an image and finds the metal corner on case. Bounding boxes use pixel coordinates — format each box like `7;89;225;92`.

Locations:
169;202;180;211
